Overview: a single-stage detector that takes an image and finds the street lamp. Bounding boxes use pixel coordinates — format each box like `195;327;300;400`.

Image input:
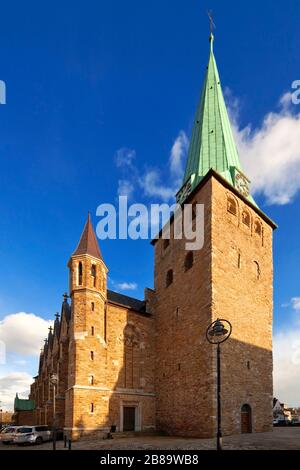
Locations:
50;373;58;451
206;318;232;451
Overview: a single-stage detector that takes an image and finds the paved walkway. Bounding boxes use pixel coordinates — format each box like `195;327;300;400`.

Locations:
1;427;300;450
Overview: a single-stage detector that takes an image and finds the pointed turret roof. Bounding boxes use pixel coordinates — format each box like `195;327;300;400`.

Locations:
54;312;60;338
72;213;102;259
179;33;255;204
38;348;44;373
60;293;71;333
47;326;53;351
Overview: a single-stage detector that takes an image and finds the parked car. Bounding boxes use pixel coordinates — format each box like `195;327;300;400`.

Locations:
0;426;21;444
14;425;52;445
273;419;291;426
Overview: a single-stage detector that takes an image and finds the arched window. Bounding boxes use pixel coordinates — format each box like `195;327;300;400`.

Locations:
254;220;262;236
242;210;251;227
253;261;261;280
166;269;173;287
91;264;96;287
184;251;194;271
227;195;237;216
124;325;140;389
91;302;94;311
89;375;94;385
78;262;83;285
91;326;94;336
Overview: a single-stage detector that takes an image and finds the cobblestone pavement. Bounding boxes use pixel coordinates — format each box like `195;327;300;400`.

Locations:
1;427;300;451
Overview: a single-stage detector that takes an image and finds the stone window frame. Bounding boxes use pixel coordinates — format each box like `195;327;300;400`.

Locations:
227;194;238;217
242;209;251;228
119;401;141;432
254;219;262;237
91;264;97;287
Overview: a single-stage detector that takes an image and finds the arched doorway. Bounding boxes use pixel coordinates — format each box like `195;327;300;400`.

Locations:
241;404;252;433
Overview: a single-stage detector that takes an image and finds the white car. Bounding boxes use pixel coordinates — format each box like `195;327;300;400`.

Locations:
14;425;52;445
0;426;21;444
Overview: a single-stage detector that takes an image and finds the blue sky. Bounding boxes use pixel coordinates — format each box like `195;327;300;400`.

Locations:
1;0;300;408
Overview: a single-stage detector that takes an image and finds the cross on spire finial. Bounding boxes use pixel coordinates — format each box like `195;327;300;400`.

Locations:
207;10;216;50
207;10;215;35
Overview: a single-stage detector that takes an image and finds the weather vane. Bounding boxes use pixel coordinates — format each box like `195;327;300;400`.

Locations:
207;10;216;34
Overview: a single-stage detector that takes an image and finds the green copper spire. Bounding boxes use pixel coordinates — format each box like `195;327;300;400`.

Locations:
177;32;254;205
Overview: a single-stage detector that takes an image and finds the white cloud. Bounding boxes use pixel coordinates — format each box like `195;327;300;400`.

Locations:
115;131;189;203
142;130;188;200
115;148;136;168
116;282;138;291
141;169;175;201
0;371;33;411
272;296;300;405
117;91;300;206
118;179;135;199
0;312;53;357
229;91;300;205
273;328;300;406
224;86;241;123
109;278;138;292
279;92;294;110
0;312;53;410
169;130;189;180
291;297;300;311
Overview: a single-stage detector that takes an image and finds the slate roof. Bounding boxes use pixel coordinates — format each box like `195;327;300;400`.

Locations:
72;213;102;259
107;289;146;313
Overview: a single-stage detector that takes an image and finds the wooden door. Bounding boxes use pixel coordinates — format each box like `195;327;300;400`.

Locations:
241;404;252;433
123;406;135;431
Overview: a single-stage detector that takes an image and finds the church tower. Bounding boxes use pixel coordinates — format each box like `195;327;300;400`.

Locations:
65;213;108;438
153;33;276;437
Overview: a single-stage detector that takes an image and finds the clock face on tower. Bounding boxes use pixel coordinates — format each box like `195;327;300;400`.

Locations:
234;169;250;198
